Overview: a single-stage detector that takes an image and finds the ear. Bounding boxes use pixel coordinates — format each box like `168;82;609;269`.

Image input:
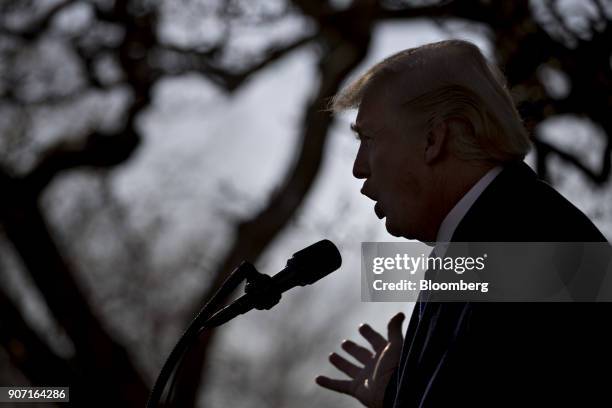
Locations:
424;120;448;164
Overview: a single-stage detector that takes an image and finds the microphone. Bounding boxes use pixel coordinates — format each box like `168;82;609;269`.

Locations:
270;239;342;290
205;239;342;327
146;240;341;407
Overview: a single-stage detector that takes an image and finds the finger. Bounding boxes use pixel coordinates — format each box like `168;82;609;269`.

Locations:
387;312;405;345
341;340;373;365
315;376;353;395
359;324;387;352
329;352;362;379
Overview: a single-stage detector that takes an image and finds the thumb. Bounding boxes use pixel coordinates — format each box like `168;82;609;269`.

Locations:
387;312;405;345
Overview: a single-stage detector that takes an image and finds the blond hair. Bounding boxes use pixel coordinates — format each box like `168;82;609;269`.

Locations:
330;40;531;163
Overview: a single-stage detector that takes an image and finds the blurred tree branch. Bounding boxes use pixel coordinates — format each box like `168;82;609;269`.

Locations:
0;0;78;39
156;33;318;91
0;283;74;390
0;169;149;405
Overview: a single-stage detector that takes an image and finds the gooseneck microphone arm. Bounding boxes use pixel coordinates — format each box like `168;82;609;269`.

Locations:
147;240;342;408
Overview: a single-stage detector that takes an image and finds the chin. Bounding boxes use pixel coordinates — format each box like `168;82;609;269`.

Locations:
385;218;419;240
385;218;404;238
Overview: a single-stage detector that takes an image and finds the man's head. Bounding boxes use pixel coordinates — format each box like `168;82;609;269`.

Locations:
331;40;531;241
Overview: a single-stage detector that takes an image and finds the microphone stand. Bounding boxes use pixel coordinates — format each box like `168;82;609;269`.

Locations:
147;261;284;408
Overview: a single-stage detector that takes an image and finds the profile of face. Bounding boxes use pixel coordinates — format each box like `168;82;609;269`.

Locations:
352;83;436;240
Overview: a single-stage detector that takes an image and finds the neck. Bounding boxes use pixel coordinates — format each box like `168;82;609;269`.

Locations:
424;161;495;241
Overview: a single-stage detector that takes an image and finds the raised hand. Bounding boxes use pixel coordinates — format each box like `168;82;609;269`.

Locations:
315;312;405;408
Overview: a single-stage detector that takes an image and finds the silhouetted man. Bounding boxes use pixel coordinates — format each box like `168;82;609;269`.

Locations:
316;40;611;407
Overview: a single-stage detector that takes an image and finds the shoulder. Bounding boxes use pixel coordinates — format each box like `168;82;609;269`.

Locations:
452;161;608;242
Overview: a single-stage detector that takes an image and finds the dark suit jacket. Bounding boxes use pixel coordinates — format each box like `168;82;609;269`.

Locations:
384;161;612;407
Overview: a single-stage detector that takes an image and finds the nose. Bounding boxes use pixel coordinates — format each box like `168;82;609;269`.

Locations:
352;143;370;179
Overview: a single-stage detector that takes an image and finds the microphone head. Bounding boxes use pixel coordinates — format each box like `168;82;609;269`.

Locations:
286;239;342;285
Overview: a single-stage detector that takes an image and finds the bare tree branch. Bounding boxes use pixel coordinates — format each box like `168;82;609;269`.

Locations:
377;0;490;22
23;129;139;196
0;172;149;406
157;33;318;92
534;137;610;184
0;284;75;389
0;0;78;40
544;0;580;45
